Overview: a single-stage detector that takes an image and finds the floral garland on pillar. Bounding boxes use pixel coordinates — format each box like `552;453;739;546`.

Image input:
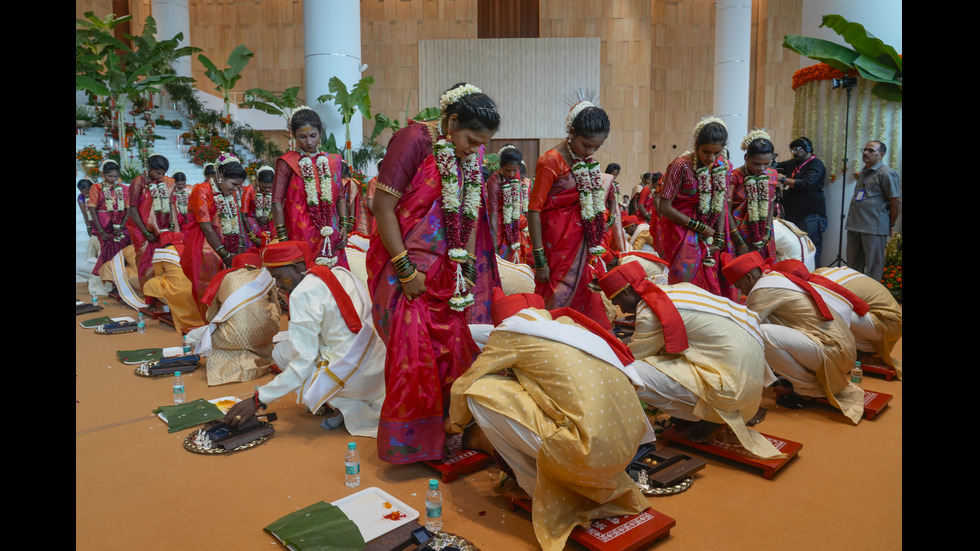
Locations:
298;151;340;266
434;138;483;311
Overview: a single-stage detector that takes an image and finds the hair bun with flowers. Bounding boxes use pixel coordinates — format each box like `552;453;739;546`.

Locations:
692;115;727;142
498;144;518;155
565;100;594;133
100;159;118;172
217;152;242;167
289;106;315;128
439;84;483;111
741;128;772;151
257;165;275;176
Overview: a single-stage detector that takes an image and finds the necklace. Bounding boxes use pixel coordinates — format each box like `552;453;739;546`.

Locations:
147;178;172;230
693;155;728;228
434;137;483;311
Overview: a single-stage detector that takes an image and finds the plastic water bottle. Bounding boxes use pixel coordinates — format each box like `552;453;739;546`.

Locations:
345;442;361;488
850;361;863;384
182;336;192;355
137;312;146;334
91;293;98;306
425;478;442;532
173;371;186;404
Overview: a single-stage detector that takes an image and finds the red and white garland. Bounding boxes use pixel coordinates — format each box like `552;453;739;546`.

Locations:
743;173;770;246
298;151;340;266
101;183;126;241
255;191;272;220
210;178;242;253
500;177;526;247
693;160;728;229
569;154;607;257
435;138;483;311
147;179;172;231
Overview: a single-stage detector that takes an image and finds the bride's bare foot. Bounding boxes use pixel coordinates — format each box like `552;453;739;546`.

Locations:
494;476;531;501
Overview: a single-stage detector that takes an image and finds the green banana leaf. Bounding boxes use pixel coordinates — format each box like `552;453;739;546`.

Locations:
820;14;902;73
782;35;858;72
264;501;365;551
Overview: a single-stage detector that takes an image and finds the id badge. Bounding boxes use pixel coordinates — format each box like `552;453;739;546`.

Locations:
855;189;865;201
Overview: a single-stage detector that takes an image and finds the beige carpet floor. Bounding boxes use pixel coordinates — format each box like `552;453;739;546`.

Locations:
76;282;901;550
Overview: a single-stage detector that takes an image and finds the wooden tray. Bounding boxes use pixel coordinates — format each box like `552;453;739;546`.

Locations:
660;425;802;480
509;498;675;551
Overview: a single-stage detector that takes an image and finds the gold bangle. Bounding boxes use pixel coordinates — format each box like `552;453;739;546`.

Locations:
398;268;418;284
391;250;408;263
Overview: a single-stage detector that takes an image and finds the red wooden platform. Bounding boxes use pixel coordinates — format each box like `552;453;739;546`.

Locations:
773;386;892;420
659;425;801;480
859;358;897;381
509;498;674;551
422;449;493;483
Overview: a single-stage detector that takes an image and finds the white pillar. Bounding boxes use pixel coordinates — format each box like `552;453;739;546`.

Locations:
713;0;751;154
151;0;192;79
304;0;364;155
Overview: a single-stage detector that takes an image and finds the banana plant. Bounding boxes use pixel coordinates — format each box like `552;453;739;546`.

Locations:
240;85;304;129
76;13;199;171
783;14;902;102
198;44;254;118
317;76;374;165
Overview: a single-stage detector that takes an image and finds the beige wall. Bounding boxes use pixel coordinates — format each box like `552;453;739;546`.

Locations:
79;0;801;179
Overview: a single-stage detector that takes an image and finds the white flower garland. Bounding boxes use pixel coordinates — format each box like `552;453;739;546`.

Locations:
173;187;189;215
103;183;125;213
147;181;172;216
439;84;482;112
434;138;483;311
210;179;241;237
255;191;272;219
694;162;728;221
298;153;334;208
569;154;608;256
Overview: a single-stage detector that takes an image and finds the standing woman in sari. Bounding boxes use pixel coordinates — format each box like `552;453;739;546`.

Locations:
368;83;501;464
242;165;275;247
527;101;613;328
486;144;531;264
88;160;131;275
127;154;174;287
729;130;779;261
659;116;738;301
180;153;247;316
271;107;349;269
170;172;194;234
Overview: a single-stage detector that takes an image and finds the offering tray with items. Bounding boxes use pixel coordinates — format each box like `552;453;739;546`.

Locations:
134;354;201;377
183;412;277;454
95;320;139;334
626;443;705;495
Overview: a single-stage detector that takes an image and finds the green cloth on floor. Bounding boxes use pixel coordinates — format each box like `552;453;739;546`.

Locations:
116;348;163;364
80;316;114;328
153;399;224;433
265;501;365;551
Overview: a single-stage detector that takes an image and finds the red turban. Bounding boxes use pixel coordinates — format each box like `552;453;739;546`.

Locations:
490;287;545;326
721;251;766;285
262;241;313;270
772;260;870;317
598;262;688;354
621;214;640;228
232;252;262;270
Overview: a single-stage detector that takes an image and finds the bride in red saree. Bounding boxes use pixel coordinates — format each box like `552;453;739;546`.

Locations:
367;83;501;464
527;101;613;329
271;107;349;269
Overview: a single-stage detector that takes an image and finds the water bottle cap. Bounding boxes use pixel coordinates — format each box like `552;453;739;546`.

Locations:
174;371;181;376
348;442;356;450
429;479;438;489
